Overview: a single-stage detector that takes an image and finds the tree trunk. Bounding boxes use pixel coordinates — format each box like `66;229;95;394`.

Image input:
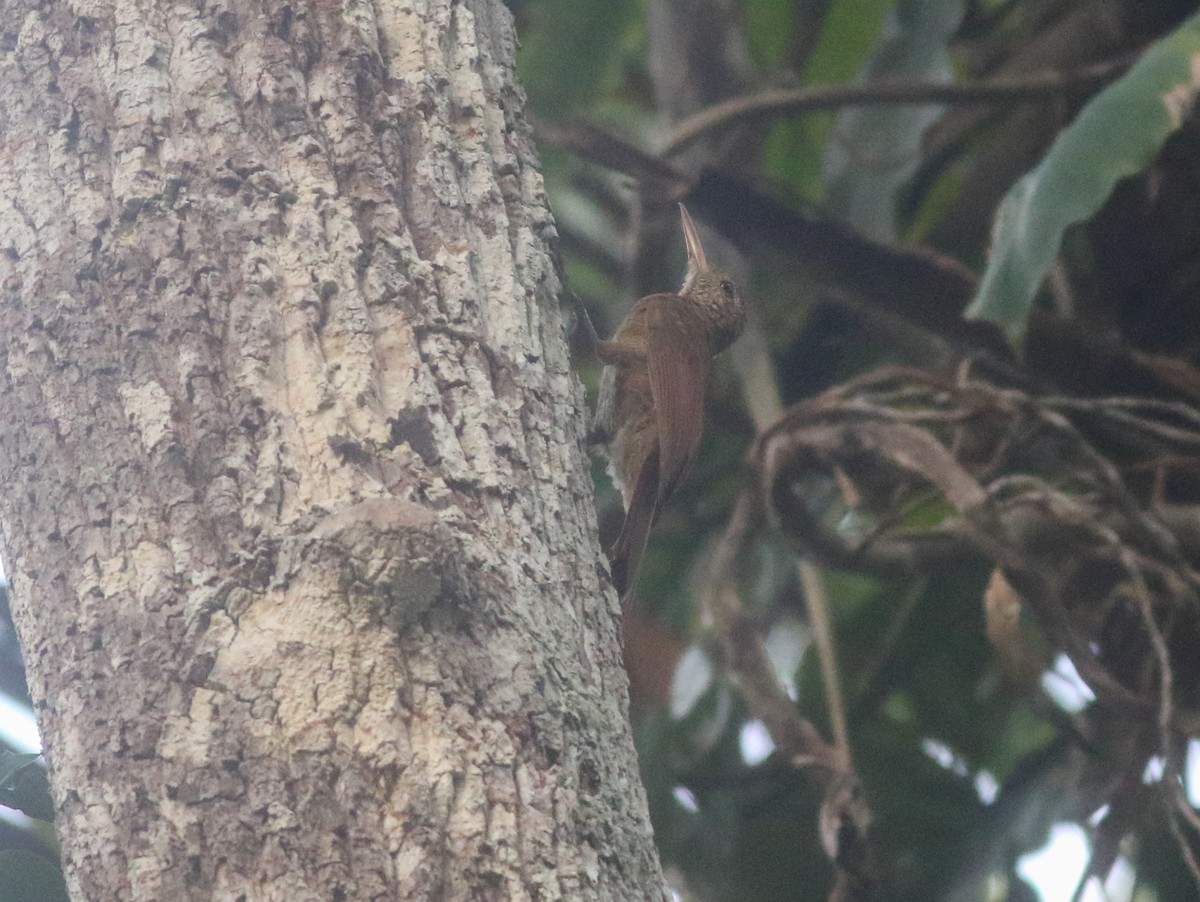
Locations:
0;0;665;898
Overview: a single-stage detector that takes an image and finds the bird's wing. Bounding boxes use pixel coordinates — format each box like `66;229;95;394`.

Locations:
608;445;660;598
646;296;709;502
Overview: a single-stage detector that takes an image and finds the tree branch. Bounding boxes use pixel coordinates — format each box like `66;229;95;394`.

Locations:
666;55;1135;155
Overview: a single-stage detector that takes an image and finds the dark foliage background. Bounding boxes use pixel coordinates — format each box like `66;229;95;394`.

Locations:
513;1;1200;899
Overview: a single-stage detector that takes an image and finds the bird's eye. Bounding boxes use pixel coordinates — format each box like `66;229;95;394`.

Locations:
720;279;735;298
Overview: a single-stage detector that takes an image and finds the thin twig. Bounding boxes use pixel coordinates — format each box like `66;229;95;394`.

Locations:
1169;806;1200;893
1044;396;1200;449
666;56;1135;154
1125;554;1175;745
798;560;851;771
1045;396;1200;430
532;117;688;192
1027;400;1200;594
1125;555;1200;893
703;492;840;772
734;312;857;780
1175;783;1200;836
701;491;877;895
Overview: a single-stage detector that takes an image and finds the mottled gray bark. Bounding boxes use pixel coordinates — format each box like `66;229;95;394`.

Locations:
0;0;665;898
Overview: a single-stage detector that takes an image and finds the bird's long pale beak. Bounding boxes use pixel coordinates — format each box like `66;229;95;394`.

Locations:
679;204;709;292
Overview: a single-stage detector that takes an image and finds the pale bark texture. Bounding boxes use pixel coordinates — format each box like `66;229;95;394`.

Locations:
0;0;666;898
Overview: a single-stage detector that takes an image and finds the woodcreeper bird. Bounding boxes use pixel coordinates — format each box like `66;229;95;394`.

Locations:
594;204;745;597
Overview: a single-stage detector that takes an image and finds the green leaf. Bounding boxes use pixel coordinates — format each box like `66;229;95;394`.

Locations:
802;0;893;85
0;850;69;902
516;0;641;119
745;0;794;69
966;12;1200;343
823;0;965;241
774;0;893;201
0;752;54;822
0;752;39;788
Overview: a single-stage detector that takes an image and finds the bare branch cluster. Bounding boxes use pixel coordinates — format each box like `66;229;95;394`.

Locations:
751;365;1200;889
696;491;879;900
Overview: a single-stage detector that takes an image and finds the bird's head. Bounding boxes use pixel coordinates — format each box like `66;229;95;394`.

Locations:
677;204;745;352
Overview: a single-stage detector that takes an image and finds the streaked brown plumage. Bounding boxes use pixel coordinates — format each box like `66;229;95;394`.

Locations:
594;205;745;597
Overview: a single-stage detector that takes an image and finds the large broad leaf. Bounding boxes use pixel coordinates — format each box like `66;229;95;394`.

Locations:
823;0;965;241
515;0;641;119
0;751;54;822
0;751;39;788
966;12;1200;344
